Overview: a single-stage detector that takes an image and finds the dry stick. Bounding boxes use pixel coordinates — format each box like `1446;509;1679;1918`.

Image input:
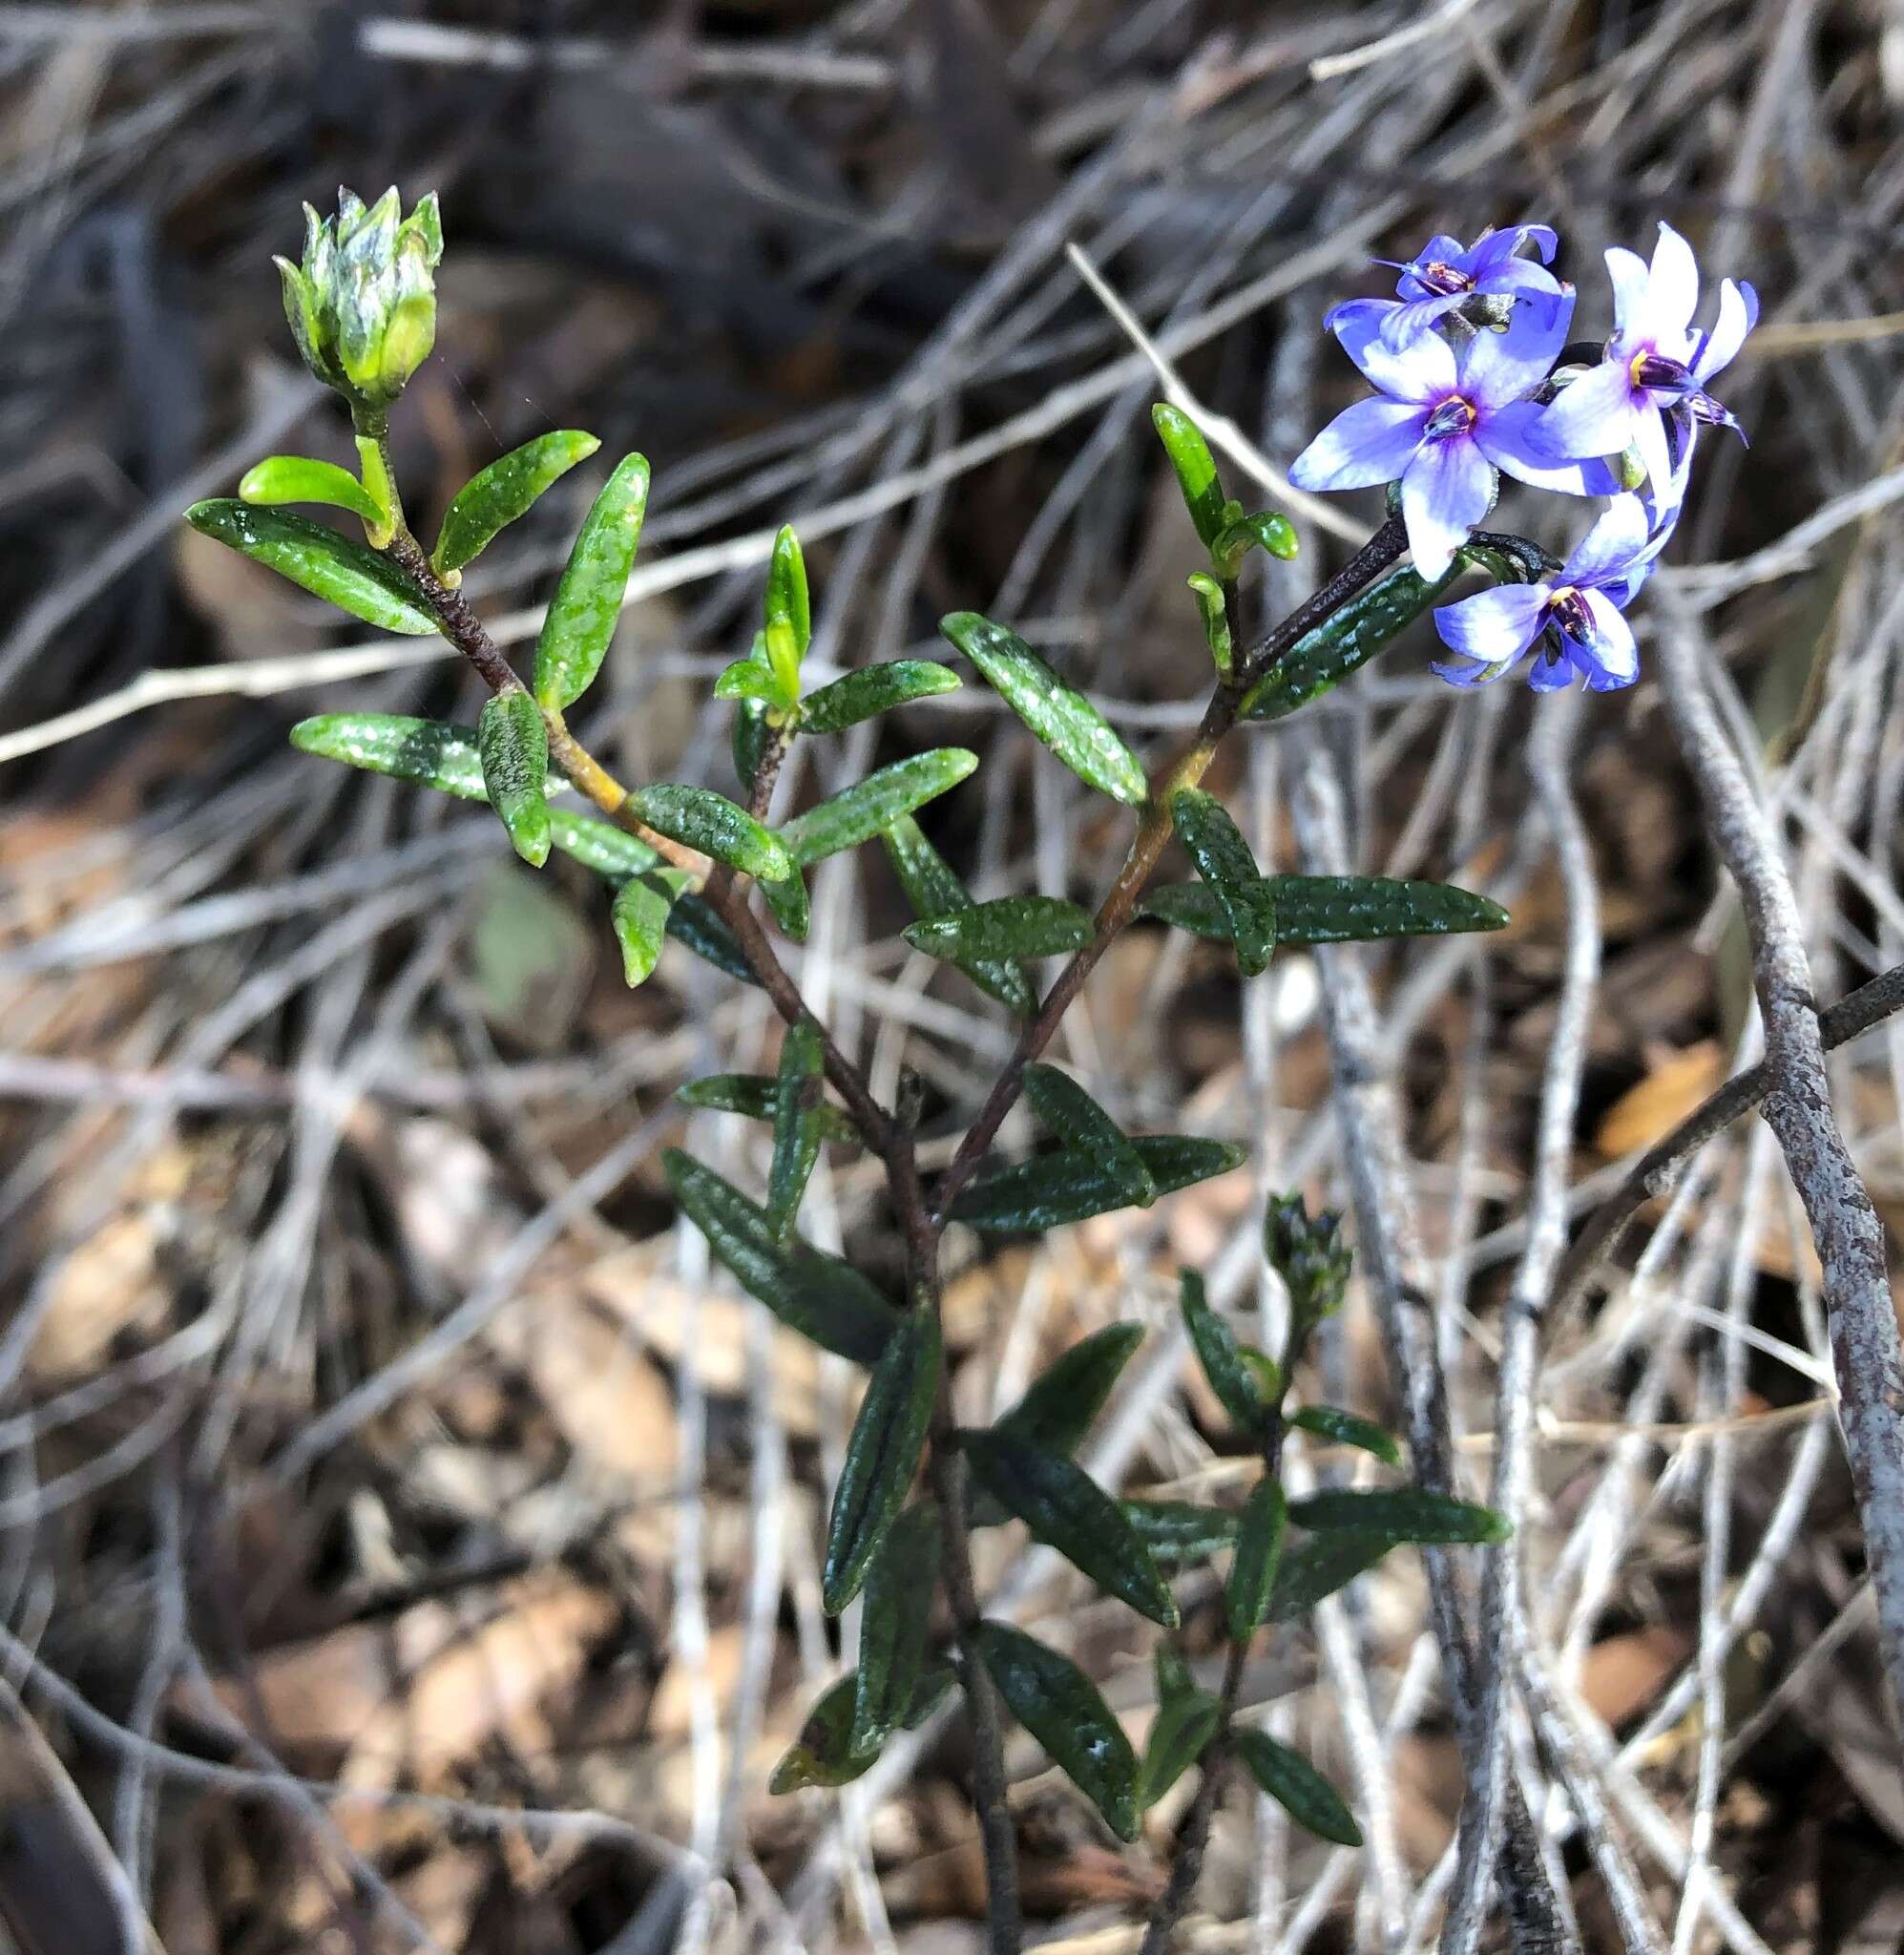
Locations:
1651;590;1904;1727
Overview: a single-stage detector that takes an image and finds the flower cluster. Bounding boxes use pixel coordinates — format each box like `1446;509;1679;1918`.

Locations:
1291;222;1756;691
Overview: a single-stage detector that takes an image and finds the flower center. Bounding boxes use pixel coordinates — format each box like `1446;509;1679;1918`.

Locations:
1549;585;1598;642
1423;395;1476;440
1420;261;1475;295
1629;349;1693;394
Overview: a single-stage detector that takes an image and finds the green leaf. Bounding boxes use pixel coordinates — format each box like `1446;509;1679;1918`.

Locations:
940;612;1148;808
1224;1478;1288;1643
1266;1532;1394;1622
852;1501;942;1752
1186;572;1232;677
1170;788;1276;977
1212;510;1299;576
610;868;690;988
904;894;1093;964
974;1622;1139;1842
239;455;387;528
1140;1688;1222;1813
533;452;650;709
1240;561;1460;721
762;867;810;943
733;695;773;793
185;502;437;634
666;893;761;985
1140;873;1508;945
477;691;553;869
627;785;793;881
543;806;656;875
779;749;978;868
1233;1730;1362;1847
354;435;397;541
661;1151;896;1363
1289;1406;1401;1465
769;1673;877;1792
292;713;491;796
1288;1488;1510;1545
1022;1064;1154;1205
880;816;1035;1014
797;661;961;734
962;1427;1178;1628
713;655;790;707
676;1073;859;1143
1180;1270;1270;1432
823;1307;941;1614
431;430;601;578
950;1136;1245;1233
767;1023;825;1238
1119;1499;1242;1567
764;525;809;702
1150;404;1227;550
1155;1642;1198;1708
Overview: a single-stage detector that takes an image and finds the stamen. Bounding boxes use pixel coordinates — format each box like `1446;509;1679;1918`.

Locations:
1630;350;1693;392
1420;261;1475;295
1423;396;1475;440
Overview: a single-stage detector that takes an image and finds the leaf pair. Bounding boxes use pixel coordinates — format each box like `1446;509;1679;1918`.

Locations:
882;815;1035;1015
1170;788;1276;976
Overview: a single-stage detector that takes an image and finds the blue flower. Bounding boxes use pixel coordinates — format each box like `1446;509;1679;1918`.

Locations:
1290;293;1585;578
1325;224;1567;349
1430;494;1674;692
1534;222;1757;495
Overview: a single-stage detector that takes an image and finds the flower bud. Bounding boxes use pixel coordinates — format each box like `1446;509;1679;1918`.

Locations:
1263;1192;1351;1330
275;186;442;418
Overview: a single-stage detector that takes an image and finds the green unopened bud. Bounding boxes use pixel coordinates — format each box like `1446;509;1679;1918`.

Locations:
1264;1192;1351;1332
1613;444;1648;492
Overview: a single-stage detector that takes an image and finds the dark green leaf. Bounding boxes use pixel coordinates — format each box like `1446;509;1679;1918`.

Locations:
823;1308;941;1614
1140;874;1508;945
880;816;1035;1014
904;1664;957;1729
940;612;1148;808
962;1427;1178;1628
974;1622;1139;1841
1150;404;1226;550
239;455;387;528
1022;1064;1153;1205
1170;788;1276;977
546;806;661;877
779;749;978;868
1156;1643;1198;1708
1180;1270;1269;1432
768;1674;877;1793
291;713;492;797
666;893;761;986
431;431;600;578
1289;1406;1401;1465
661;1151;896;1363
1119;1499;1242;1566
1240;562;1459;722
733;695;773;793
610;868;689;988
904;894;1093;964
763;867;810;943
950;1136;1245;1232
628;785;793;881
1266;1532;1394;1622
478;691;553;869
676;1073;859;1143
1140;1690;1222;1813
1212;510;1299;574
797;661;962;734
185;502;436;634
533;452;650;709
1186;572;1232;677
764;525;809;701
852;1501;942;1752
1224;1478;1288;1643
1233;1730;1362;1847
1289;1488;1511;1545
767;1023;825;1238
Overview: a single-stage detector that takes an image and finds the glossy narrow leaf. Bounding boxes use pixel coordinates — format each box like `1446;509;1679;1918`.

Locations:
1289;1488;1511;1545
940;612;1148;808
292;714;489;797
1156;1642;1198;1708
533;452;650;708
1180;1270;1269;1432
763;525;809;701
1239;1349;1284;1403
904;1665;957;1729
239;455;387;527
733;696;773;794
904;894;1093;963
477;691;553;868
667;893;760;985
779;749;978;868
1241;561;1459;722
1224;1478;1288;1643
1233;1730;1362;1847
1186;572;1232;677
661;1151;896;1364
1150;403;1227;549
676;1073;858;1143
763;867;810;943
768;1674;877;1793
1119;1499;1242;1566
610;869;689;988
185;502;436;633
1140;1689;1222;1813
822;1308;941;1614
1140;874;1508;945
950;1135;1245;1232
767;1023;825;1238
546;807;659;877
1213;510;1299;575
852;1502;942;1752
880;816;1035;1014
432;430;601;578
628;785;793;881
797;661;961;734
713;657;788;706
1266;1532;1394;1622
963;1427;1178;1628
1290;1405;1402;1465
1170;788;1276;977
1023;1064;1153;1205
974;1622;1139;1842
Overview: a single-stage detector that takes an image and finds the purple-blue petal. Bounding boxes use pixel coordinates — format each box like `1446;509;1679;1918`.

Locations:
1691;278;1757;381
1559;494;1650;589
1481;402;1614;496
1560;586;1639;687
1376;291;1465;349
1399;436;1494;578
1534;359;1641;461
1433;582;1549;667
1644;221;1700;349
1333;303;1455;402
1287;397;1428;491
1459;290;1576;410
